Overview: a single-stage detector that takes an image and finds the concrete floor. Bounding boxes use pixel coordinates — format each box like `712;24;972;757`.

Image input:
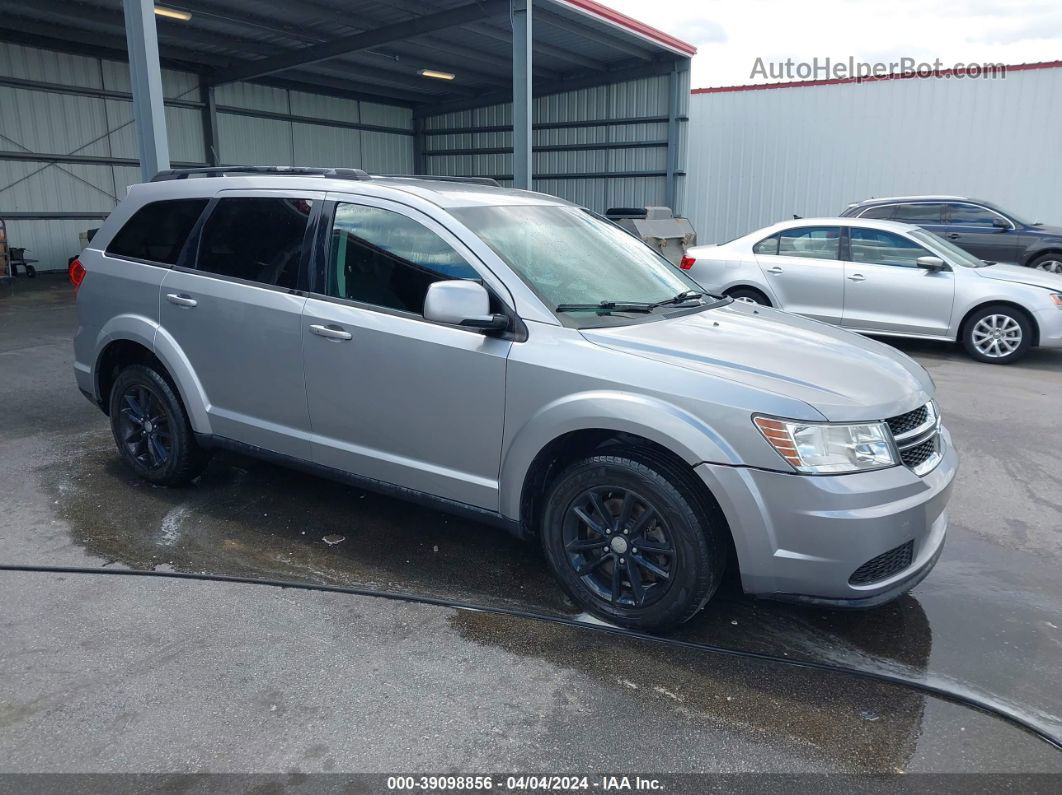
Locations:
2;273;1062;775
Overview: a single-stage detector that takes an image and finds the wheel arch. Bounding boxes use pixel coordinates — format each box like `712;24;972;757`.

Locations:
1023;246;1062;268
958;300;1040;347
723;285;773;306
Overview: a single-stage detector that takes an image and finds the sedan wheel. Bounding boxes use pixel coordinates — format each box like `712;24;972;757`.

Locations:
962;306;1032;364
1034;258;1062;274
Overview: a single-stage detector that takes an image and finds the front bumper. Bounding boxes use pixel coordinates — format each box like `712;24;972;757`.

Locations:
697;427;957;604
1032;305;1062;348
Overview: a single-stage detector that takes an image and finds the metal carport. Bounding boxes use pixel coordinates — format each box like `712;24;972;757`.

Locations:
0;1;694;271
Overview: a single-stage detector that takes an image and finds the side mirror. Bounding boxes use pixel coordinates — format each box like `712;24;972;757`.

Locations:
916;256;947;271
992;217;1010;231
424;280;508;332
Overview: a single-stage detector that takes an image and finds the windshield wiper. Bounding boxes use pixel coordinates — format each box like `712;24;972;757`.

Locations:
555;300;655;314
647;290;708;308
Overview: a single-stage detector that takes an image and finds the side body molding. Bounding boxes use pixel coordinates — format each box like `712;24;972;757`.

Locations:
498;390;742;521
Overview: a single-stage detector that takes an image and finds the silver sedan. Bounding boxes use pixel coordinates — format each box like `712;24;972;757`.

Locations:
682;217;1062;364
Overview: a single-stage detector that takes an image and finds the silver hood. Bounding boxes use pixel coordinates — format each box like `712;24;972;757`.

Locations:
976;263;1062;291
581;302;934;422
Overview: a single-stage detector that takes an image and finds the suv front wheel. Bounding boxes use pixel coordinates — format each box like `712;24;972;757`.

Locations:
109;364;210;486
541;449;726;631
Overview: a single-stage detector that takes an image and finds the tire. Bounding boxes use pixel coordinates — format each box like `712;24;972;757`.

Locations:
25;265;36;278
726;287;770;306
961;305;1033;364
1028;253;1062;275
108;364;210;485
540;448;727;631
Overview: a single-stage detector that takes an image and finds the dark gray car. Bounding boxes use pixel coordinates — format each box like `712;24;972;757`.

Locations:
841;195;1062;273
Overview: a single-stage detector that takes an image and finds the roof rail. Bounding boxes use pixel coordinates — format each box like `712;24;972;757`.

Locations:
151;166;370;182
375;174;502;188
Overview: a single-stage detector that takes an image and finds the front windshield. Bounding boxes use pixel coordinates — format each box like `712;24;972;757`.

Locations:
911;229;991;268
452;205;707;321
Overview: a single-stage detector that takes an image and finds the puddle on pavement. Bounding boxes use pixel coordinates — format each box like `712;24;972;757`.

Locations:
40;432;1062;748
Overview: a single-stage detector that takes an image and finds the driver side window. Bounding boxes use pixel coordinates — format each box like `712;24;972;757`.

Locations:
327;203;479;315
849;227;930;268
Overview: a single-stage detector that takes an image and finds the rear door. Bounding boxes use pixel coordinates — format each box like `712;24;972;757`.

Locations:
752;225;844;322
943;202;1020;264
841;226;955;336
158;190;322;459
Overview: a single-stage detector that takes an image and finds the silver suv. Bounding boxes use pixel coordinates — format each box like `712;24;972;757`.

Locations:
73;167;957;630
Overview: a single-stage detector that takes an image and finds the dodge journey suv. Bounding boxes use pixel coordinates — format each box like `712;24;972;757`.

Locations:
73;167;957;630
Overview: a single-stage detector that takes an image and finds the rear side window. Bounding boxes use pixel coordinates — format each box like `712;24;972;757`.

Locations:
892;203;944;224
778;226;841;259
752;234;779;255
327;203;478;314
196;197;314;288
107;199;208;264
858;205;895;220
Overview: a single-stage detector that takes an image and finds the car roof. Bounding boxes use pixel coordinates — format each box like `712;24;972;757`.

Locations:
753;216;923;235
131;171;574;210
846;195;990;207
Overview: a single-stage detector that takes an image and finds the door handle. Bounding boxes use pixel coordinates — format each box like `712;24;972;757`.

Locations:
947;233;960;240
766;266;783;274
166;293;197;307
309;323;352;341
848;273;866;282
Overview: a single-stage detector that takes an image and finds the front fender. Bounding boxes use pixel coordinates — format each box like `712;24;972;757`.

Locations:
498;390;741;521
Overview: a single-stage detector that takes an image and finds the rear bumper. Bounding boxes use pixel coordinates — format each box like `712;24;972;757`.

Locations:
697;427;957;605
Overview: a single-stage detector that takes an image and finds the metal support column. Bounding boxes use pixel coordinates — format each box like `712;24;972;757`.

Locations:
199;81;220;167
665;61;683;211
511;0;532;189
122;0;170;181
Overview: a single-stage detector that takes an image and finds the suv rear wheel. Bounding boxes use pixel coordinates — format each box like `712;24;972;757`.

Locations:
961;305;1032;364
541;449;726;631
109;364;210;485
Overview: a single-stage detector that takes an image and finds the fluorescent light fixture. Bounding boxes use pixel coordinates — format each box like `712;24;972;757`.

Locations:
154;6;192;21
418;69;455;81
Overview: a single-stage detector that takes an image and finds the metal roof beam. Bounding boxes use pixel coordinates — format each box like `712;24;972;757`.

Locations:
210;0;510;86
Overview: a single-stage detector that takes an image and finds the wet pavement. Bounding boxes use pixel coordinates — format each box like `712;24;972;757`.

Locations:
2;274;1061;772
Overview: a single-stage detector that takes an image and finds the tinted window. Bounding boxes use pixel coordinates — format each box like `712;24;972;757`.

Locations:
947;203;1003;226
107;199;208;264
753;234;779;254
328;203;478;314
892;203;943;224
858;205;895;220
196;198;313;288
849;228;929;268
778;226;840;259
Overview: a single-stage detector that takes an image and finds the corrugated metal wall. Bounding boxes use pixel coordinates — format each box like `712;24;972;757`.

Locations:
0;42;413;271
421;71;689;214
685;66;1062;245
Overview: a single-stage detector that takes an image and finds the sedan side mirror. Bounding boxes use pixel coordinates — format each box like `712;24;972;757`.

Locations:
992;217;1010;230
916;256;947;272
424;280;508;332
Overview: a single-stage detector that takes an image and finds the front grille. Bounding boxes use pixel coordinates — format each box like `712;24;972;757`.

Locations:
886;405;928;437
885;403;941;476
849;540;914;585
900;437;936;469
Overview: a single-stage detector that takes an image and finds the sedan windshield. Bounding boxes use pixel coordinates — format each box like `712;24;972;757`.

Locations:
911;229;991;268
452;205;710;323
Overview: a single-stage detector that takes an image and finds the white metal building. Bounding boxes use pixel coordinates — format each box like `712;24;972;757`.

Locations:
0;0;694;272
685;62;1062;245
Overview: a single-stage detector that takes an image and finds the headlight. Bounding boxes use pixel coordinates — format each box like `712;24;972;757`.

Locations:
753;416;897;474
1049;293;1062;307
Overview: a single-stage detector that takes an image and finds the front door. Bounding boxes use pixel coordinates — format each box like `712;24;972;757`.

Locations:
754;225;844;322
841;226;955;336
302;197;511;511
158;191;321;459
943;202;1021;264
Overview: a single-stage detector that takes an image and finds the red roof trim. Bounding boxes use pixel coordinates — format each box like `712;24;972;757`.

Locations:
556;0;697;57
691;59;1062;94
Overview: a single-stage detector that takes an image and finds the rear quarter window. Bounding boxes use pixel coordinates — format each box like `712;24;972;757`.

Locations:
106;199;209;265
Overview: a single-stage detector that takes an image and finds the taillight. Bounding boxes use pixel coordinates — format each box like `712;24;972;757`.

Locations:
679;255;695;270
69;257;86;291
